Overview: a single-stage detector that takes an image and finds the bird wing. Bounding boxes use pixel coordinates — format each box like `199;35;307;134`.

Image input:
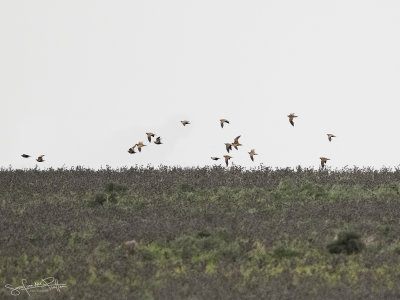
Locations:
234;136;241;143
290;119;294;126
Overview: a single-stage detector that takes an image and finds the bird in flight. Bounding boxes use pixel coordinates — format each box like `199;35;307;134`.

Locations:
181;120;190;126
248;149;258;162
146;132;155;143
232;136;242;150
320;157;330;169
211;157;220;161
154;137;163;145
136;142;146;152
21;154;30;158
288;113;298;127
327;134;336;142
128;145;137;154
36;155;45;162
225;143;233;153
223;155;232;167
220;119;230;128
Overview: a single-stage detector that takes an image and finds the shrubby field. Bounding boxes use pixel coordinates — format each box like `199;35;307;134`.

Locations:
2;165;400;299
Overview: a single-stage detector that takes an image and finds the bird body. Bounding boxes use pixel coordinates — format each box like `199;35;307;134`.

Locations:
21;154;30;158
225;143;232;153
327;134;336;142
36;155;45;162
181;120;190;126
223;155;232;167
128;145;137;154
232;142;242;150
320;157;330;168
220;119;230;128
146;132;155;142
248;149;258;162
154;137;163;144
136;142;146;152
288;113;298;127
232;136;242;150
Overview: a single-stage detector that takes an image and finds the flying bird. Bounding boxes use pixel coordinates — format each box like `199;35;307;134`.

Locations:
288;113;298;127
36;155;45;162
232;136;242;150
136;142;147;152
248;149;258;162
128;145;137;154
220;119;230;128
154;137;163;145
225;143;232;153
223;155;232;167
327;134;336;142
21;154;30;158
320;157;330;169
146;132;155;142
181;120;190;126
211;157;220;161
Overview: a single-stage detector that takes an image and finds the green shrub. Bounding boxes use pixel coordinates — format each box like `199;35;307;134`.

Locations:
91;182;128;206
180;183;195;192
378;224;391;236
327;232;365;255
197;230;211;238
94;192;107;206
272;246;300;260
105;182;128;193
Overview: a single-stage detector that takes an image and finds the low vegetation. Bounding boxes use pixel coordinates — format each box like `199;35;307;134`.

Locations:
1;166;400;299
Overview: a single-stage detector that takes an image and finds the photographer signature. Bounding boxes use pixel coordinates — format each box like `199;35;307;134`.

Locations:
5;277;67;296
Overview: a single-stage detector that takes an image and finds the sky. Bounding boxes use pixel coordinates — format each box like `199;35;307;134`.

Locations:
1;0;400;169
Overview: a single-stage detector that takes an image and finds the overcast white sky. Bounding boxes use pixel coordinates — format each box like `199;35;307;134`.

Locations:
1;0;400;169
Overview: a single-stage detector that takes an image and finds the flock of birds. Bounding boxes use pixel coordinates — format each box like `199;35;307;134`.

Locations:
20;154;45;162
20;113;336;168
124;118;258;167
